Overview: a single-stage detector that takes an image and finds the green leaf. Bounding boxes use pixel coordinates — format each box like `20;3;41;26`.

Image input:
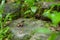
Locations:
4;13;11;23
50;11;60;26
3;27;9;34
43;10;51;19
48;32;57;40
1;0;5;6
0;13;2;21
31;6;37;13
0;27;9;34
24;10;31;15
0;27;9;39
43;10;60;26
25;0;35;7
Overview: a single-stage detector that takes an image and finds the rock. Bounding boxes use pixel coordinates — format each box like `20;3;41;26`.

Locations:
3;3;21;17
30;33;49;40
8;18;51;40
8;18;60;40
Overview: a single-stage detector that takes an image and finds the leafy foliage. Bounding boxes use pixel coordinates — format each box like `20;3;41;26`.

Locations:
25;0;35;7
0;27;9;40
43;9;60;26
0;0;12;40
24;0;37;17
31;6;37;13
48;32;57;40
